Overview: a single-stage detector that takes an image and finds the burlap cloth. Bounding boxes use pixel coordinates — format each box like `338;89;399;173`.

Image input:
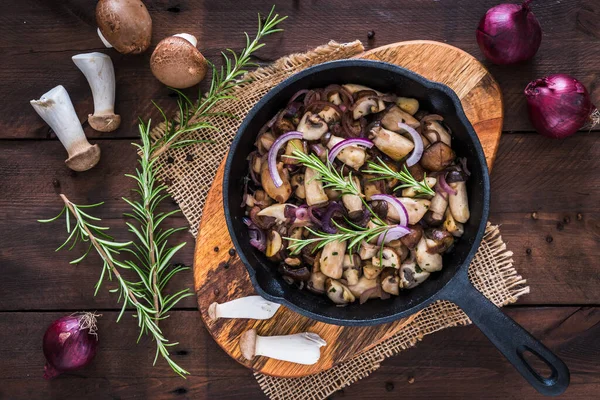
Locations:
151;41;530;400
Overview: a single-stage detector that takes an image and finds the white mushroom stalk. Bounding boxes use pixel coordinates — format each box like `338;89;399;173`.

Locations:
30;85;101;172
208;296;281;321
240;329;326;365
72;52;120;132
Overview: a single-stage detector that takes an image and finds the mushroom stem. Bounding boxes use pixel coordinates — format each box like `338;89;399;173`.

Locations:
72;52;120;132
97;28;113;48
30;85;101;172
239;329;326;365
208;296;281;321
173;33;198;47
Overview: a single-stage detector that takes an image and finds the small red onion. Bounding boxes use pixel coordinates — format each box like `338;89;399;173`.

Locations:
327;138;374;165
476;1;542;65
398;122;423;167
377;225;411;245
525;74;598;139
370;194;409;227
43;312;99;379
267;131;303;187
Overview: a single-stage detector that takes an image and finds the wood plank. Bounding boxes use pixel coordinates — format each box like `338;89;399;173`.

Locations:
0;307;597;399
2;0;599;139
2;133;598;220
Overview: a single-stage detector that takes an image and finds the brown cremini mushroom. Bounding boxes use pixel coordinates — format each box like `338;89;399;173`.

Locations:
96;0;152;54
150;34;208;89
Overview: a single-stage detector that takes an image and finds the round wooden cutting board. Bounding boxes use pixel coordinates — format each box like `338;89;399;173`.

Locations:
193;40;503;378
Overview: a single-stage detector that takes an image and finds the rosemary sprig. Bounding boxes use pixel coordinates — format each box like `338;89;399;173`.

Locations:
287;220;391;256
39;195;189;377
151;6;287;161
363;158;436;197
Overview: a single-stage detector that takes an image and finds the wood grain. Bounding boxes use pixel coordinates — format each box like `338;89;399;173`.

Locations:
0;307;597;399
193;40;503;377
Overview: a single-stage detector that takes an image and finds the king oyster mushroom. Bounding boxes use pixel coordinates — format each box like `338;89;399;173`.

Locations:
342;176;363;219
381;268;400;295
348;275;379;299
369;126;415;161
387;198;431;225
396;97;419;115
359;240;379;260
371;247;402;269
326;135;367;169
424;192;449;226
399;257;431;289
362;262;383;280
415;237;443;272
381;105;420;131
150;34;208;88
304;167;329;206
448;181;470;223
342;84;385;112
96;0;152;54
261;160;292;203
342;254;362;286
423;120;451;146
444;208;464;237
307;255;327;294
319;240;346;279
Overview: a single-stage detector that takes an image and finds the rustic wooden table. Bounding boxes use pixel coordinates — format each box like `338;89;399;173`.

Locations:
0;1;598;399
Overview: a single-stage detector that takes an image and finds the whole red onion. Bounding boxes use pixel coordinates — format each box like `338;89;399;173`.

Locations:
525;74;598;139
43;312;99;379
476;1;542;65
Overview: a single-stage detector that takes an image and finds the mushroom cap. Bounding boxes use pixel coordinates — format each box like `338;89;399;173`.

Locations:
96;0;152;54
150;36;208;89
89;113;121;132
239;329;257;360
65;144;101;172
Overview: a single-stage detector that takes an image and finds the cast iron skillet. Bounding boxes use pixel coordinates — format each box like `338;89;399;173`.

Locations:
223;59;569;396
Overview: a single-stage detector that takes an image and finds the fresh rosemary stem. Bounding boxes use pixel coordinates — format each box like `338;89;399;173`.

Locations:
363;158;436;197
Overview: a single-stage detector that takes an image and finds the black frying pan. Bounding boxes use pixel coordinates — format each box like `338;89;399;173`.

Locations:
223;60;570;396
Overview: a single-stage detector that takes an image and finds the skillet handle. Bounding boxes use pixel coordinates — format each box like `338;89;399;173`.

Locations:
443;274;570;396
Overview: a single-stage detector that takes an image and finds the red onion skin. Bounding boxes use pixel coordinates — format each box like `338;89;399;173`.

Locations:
476;1;542;65
525;74;595;139
43;314;98;379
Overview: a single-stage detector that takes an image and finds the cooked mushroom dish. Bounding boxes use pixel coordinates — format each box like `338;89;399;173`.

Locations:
242;84;471;305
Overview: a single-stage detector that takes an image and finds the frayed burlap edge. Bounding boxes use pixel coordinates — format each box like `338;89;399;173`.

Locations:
150;41;365;237
255;224;530;400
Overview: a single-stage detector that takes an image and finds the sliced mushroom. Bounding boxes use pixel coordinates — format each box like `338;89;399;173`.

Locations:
257;203;295;224
444;208;464;237
420;142;456;172
415;237;443;272
399;257;431;289
342;254;362;286
261;160;292;203
290;174;306;199
424;192;449;226
257;131;276;154
395;97;419;115
400;224;424;250
254;190;273;208
369;126;415;161
305;167;329;206
328;92;342;105
359;240;379;260
381;268;400;295
386;198;431;225
423;121;451;146
319;240;346;279
307;254;327;294
372;247;401;269
386;242;409;261
266;230;283;259
342;84;383;95
279;264;311;281
342;176;363;219
326;135;366;169
348;275;379;298
448;181;470;223
352;96;380;120
425;229;455;254
402;177;437;197
297;112;328;140
381;105;420;131
363;262;383;280
325;279;356;304
318;105;340;123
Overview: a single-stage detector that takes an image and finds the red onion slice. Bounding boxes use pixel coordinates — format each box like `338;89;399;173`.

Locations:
437;173;457;196
370;194;409;226
377;225;411;245
267;131;303;188
327;138;374;165
398;122;423;167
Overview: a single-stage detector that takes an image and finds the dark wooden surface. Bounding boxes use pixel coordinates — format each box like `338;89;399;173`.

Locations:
0;0;598;399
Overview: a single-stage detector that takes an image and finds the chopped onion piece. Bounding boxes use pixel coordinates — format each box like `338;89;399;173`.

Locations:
398;122;423;167
370;194;409;226
327;138;374;165
267;131;303;188
377;225;411;245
